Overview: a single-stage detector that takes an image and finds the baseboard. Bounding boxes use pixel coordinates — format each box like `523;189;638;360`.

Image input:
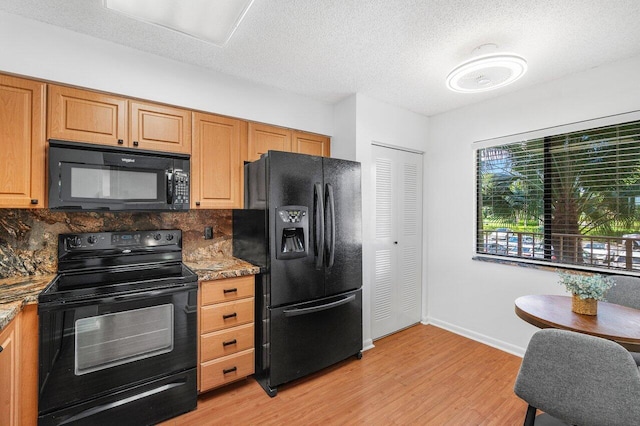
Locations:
362;338;375;352
424;318;526;357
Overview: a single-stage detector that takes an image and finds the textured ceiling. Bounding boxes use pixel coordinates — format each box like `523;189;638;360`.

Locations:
2;0;640;116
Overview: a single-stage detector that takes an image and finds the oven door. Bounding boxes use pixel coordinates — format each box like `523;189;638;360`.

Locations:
38;284;197;417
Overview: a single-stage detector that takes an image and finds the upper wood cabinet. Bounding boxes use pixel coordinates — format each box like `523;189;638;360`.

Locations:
192;112;245;209
247;123;292;162
48;84;127;146
129;101;191;154
0;75;45;208
292;131;330;157
48;85;191;154
247;123;330;161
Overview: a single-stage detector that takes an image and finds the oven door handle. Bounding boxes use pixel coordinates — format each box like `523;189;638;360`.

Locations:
40;285;198;311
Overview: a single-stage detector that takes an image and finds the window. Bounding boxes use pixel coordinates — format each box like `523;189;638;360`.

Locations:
476;118;640;273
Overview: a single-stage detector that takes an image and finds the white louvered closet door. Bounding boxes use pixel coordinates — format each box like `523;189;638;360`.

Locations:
371;145;423;340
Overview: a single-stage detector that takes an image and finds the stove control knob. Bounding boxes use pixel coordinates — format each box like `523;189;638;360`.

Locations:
67;236;82;248
87;235;97;244
154;233;162;241
166;233;174;241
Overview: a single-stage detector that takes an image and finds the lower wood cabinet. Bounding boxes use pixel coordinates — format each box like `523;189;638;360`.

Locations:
198;275;255;392
0;304;38;426
0;312;20;425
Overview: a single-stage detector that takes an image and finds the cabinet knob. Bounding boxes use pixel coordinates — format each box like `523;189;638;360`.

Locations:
117;139;124;145
133;141;139;147
195;201;201;206
30;199;38;205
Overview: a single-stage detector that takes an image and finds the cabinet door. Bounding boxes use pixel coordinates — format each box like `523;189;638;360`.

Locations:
292;131;330;157
247;123;291;161
19;305;38;426
192;112;243;208
48;85;127;146
0;315;20;426
0;75;45;208
130;101;191;154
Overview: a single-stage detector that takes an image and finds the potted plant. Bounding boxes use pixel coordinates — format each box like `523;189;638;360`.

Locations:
557;271;615;315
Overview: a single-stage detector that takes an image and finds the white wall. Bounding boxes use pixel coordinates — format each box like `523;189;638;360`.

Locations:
426;54;640;355
0;11;333;135
331;95;357;161
337;94;430;349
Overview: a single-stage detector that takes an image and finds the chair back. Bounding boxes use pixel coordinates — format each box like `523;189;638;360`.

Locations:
607;275;640;309
514;329;640;426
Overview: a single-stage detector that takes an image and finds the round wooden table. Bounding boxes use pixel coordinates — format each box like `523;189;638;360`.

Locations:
515;294;640;352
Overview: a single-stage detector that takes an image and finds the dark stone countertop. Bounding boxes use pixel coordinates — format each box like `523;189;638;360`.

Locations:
0;274;55;331
0;257;259;332
185;257;260;281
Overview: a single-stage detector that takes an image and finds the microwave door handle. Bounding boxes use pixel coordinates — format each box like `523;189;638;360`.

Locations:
166;171;173;204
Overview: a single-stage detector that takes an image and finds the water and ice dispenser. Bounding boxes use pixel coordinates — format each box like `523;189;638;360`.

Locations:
275;206;308;259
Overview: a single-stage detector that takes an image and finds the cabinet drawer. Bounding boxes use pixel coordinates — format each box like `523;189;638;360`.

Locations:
201;323;254;362
201;298;254;333
201;276;254;305
200;349;254;391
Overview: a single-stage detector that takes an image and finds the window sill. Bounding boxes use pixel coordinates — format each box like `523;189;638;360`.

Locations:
472;254;640;277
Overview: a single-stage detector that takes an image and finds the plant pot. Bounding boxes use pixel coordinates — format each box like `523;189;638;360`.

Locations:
572;294;597;315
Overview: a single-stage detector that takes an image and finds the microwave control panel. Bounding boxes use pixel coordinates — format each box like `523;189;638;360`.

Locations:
169;169;189;208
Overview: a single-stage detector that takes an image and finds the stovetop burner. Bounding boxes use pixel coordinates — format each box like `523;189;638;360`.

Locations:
39;229;197;306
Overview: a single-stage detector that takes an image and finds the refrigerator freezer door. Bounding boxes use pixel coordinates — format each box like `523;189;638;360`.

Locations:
268;151;325;307
267;289;362;389
322;158;362;296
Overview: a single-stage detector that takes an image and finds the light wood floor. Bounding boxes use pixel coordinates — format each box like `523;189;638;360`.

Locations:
162;325;527;425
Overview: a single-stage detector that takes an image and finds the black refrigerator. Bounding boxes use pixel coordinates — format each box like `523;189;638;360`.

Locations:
233;150;362;397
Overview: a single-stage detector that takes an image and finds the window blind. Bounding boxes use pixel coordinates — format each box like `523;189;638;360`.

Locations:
477;119;640;273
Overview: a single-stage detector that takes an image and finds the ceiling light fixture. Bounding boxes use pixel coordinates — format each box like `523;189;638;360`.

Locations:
103;0;255;47
446;44;528;93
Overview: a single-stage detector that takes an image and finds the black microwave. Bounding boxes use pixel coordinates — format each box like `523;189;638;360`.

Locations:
48;140;190;211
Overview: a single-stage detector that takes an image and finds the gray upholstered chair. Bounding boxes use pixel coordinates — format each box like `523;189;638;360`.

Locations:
514;329;640;426
606;275;640;309
605;275;640;365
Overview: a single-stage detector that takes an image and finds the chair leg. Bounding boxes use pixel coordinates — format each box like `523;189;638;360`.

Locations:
524;404;537;426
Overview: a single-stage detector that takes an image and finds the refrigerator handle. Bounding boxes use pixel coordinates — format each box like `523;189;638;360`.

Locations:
314;183;325;269
283;294;356;317
326;183;336;268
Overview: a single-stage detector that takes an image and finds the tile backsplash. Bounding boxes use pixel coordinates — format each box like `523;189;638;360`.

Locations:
0;209;232;278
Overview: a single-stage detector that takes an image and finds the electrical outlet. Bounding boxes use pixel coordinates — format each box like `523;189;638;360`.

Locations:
204;226;213;240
